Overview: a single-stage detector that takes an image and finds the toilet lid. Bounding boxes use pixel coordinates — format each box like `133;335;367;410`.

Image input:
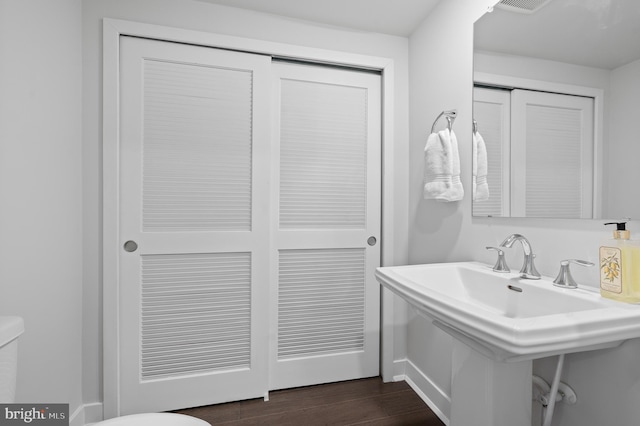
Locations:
95;413;210;426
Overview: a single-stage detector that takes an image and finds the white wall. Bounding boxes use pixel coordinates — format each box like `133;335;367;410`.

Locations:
407;2;494;417
407;1;640;425
0;0;84;417
81;0;411;409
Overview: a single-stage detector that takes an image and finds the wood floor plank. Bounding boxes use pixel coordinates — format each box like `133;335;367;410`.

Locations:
175;377;445;426
349;409;444;426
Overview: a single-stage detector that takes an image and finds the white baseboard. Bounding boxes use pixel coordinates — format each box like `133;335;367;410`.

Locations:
69;402;103;426
402;359;451;426
390;358;407;381
69;404;84;426
84;402;104;425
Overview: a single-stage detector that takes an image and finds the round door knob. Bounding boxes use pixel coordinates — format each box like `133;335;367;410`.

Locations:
367;236;377;246
123;240;138;252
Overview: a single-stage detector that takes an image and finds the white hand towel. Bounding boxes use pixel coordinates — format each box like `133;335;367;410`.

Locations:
472;131;490;201
423;128;464;202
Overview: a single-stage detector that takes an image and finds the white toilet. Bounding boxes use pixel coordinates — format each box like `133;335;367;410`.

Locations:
0;316;24;403
94;413;210;425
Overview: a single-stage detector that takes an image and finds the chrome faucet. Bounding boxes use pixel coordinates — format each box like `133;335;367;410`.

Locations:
499;234;541;280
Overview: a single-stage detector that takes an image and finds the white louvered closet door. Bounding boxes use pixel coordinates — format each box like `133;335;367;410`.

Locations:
269;63;381;390
118;37;271;414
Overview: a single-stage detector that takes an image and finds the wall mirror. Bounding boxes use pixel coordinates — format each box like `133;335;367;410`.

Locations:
473;0;640;219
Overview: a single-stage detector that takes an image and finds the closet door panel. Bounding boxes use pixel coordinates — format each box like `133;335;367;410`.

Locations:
118;36;271;415
270;63;381;390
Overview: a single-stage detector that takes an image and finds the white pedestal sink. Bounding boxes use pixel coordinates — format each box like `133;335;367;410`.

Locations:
376;262;640;426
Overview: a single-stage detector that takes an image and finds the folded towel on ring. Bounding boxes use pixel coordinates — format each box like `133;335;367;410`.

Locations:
472;131;490;201
423;128;464;202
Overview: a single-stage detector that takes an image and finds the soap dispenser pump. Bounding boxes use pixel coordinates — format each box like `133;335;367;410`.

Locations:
599;221;640;303
605;221;630;240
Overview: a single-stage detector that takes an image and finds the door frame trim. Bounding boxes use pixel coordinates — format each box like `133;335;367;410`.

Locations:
103;18;398;418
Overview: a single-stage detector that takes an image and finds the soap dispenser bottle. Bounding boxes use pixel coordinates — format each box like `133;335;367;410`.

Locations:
599;221;640;303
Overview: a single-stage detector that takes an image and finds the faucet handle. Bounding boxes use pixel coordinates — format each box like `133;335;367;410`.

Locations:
521;253;541;280
553;259;595;289
486;246;510;273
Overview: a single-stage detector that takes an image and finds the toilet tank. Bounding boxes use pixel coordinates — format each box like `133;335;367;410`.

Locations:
0;316;24;403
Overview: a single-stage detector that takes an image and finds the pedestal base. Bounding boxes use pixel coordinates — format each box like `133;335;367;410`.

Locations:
450;339;532;426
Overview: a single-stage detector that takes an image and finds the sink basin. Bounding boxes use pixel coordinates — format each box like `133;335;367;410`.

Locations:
376;262;640;361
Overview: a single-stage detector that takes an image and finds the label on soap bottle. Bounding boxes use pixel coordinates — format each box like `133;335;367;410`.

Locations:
600;246;622;294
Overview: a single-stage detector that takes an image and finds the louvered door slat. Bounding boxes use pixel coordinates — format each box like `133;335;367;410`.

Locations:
525;105;582;217
277;248;365;359
140;253;251;380
279;79;368;229
142;59;253;232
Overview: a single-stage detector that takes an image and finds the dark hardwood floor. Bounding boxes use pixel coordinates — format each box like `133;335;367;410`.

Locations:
175;377;445;426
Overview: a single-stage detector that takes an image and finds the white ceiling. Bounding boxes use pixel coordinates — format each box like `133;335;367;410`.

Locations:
191;0;640;70
474;0;640;70
193;0;441;37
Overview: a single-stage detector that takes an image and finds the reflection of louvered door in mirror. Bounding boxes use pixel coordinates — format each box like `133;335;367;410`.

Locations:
118;36;271;415
115;37;381;415
473;87;511;217
511;89;594;218
473;87;594;218
269;63;381;390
